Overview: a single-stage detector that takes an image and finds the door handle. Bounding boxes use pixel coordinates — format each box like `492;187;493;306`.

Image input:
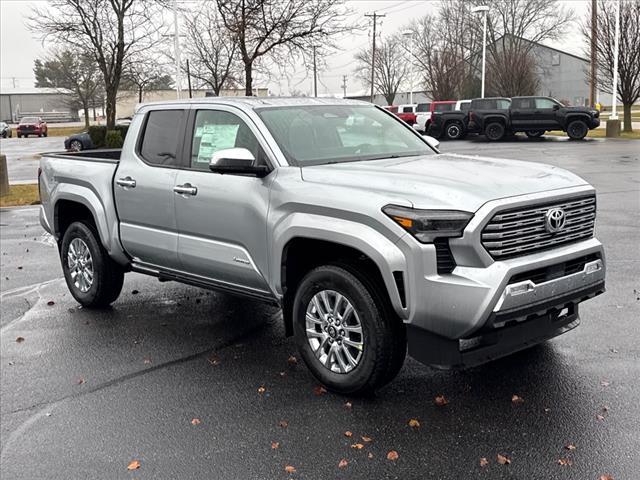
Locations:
116;177;136;188
173;183;198;196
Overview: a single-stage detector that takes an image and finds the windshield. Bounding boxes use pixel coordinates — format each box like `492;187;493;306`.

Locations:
256;105;432;166
21;117;39;123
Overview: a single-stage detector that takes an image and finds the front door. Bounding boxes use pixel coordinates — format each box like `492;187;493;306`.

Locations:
173;107;274;294
534;97;562;129
114;108;187;269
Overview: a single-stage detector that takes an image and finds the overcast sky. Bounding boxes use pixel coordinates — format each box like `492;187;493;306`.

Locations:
1;0;589;96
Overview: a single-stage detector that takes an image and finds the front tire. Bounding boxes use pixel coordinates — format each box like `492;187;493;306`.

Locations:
566;120;588;140
485;121;505;141
69;139;83;151
60;221;124;308
293;264;406;395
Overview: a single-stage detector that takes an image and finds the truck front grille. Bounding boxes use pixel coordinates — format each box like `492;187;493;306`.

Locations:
481;195;596;259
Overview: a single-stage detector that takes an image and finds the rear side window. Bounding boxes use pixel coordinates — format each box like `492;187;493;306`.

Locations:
416;103;431;112
402;106;413;113
513;98;534;109
436;103;455;112
459;102;471;111
139;109;185;166
497;99;511;109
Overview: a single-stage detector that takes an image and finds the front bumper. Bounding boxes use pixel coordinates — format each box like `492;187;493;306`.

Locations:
589;118;601;129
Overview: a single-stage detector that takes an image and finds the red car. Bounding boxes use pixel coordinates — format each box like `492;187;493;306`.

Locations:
17;116;48;138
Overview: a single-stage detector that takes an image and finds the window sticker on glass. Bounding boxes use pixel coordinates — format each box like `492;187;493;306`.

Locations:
196;124;239;163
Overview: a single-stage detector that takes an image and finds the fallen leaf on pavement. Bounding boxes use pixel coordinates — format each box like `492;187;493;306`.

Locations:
15;337;25;343
497;454;511;465
284;465;296;473
544;408;551;413
434;395;449;406
408;418;421;428
207;355;220;366
596;414;605;421
313;385;327;396
368;452;374;459
287;355;298;365
351;443;364;450
127;460;140;470
344;431;353;437
344;401;352;409
480;457;489;467
76;378;85;385
143;358;151;364
511;395;525;404
600;380;610;387
279;371;286;377
361;436;372;443
338;459;348;468
47;301;55;306
191;418;201;425
565;444;576;451
599;475;614;480
602;405;610;412
271;441;279;449
279;420;288;429
557;458;572;466
257;386;266;394
387;450;399;461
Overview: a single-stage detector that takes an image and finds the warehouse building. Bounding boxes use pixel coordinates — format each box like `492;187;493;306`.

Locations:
0;87;78;123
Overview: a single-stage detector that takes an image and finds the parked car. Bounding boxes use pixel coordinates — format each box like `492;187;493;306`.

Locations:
414;100;456;133
0;121;11;138
395;104;417;125
468;96;600;141
427;100;474;140
116;116;133;126
17;116;48;138
39;97;605;395
64;132;94;151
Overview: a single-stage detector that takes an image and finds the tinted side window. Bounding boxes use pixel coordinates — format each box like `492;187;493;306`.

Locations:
139;110;185;166
416;103;431;112
190;110;262;170
497;99;511;109
513;98;534;109
437;103;455;112
535;98;557;109
402;106;413;113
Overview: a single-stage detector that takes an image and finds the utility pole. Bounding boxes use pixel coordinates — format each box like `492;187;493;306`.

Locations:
313;46;318;97
365;12;385;104
341;75;347;98
589;0;597;107
172;0;182;99
186;59;192;99
610;0;620;120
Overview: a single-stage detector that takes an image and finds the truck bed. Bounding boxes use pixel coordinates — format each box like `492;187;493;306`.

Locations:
43;149;122;163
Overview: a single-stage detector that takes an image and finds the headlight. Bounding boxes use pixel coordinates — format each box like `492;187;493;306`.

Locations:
383;205;473;243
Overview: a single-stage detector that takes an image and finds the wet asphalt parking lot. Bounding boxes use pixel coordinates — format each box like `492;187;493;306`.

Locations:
1;134;639;479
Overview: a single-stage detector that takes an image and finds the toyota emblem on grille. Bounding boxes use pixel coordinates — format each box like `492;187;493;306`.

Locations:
545;208;566;233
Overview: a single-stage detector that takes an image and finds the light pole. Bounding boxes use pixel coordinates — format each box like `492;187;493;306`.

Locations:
402;30;415;105
472;5;489;98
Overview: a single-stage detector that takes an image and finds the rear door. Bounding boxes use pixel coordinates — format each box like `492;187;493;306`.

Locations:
114;107;187;269
510;97;537;129
173;106;274;294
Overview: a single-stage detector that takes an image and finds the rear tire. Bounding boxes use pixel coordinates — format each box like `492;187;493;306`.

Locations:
566;120;588;140
525;130;545;138
60;221;124;308
293;264;406;395
485;121;505;141
445;121;464;140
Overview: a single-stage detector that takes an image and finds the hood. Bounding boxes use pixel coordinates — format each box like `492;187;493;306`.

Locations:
564;106;597;114
300;153;588;212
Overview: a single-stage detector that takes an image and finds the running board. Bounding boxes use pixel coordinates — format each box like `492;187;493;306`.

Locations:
130;262;279;305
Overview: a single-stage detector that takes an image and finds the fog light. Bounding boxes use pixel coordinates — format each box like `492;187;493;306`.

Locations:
585;261;602;275
506;281;534;297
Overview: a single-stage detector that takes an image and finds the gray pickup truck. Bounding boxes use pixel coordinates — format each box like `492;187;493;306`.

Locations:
39;97;605;394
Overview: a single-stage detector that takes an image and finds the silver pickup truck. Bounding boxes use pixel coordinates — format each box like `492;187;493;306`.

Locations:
39;97;605;394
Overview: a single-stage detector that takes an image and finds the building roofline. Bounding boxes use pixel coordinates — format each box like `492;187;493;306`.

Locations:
496;33;589;63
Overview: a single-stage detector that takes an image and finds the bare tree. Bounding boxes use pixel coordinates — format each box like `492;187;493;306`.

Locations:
122;55;173;103
34;50;102;127
216;0;353;95
29;0;164;129
355;36;409;105
183;3;240;95
481;0;574;96
582;0;640;132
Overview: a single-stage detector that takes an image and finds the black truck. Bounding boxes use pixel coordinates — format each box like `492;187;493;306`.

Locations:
428;97;510;140
468;96;600;141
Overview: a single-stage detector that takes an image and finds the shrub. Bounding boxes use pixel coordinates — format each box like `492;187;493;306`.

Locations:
104;130;123;148
87;125;129;148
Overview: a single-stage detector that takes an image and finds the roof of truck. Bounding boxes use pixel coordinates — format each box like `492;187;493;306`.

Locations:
137;96;371;112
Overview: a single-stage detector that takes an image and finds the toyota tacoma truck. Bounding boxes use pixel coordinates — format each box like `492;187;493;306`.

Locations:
468;96;600;141
39;97;606;395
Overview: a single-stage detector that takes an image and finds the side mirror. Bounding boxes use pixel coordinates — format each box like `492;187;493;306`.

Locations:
553;104;560;111
424;135;440;151
209;148;269;177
